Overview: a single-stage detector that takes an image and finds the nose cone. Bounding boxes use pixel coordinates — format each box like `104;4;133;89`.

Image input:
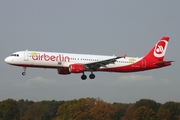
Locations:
5;57;12;64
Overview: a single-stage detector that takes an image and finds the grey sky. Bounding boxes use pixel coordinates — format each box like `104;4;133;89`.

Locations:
0;1;179;103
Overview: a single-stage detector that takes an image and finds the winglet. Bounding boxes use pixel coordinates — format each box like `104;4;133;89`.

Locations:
116;55;126;59
123;54;126;59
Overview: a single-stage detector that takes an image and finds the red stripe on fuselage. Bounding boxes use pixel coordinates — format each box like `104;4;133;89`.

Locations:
10;58;171;72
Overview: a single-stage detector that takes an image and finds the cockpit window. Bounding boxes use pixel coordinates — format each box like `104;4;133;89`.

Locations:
11;54;19;57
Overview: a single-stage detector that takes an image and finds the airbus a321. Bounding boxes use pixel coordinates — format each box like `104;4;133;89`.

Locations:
5;37;173;80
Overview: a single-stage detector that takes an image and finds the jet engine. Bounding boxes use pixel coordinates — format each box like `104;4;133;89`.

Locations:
69;64;85;73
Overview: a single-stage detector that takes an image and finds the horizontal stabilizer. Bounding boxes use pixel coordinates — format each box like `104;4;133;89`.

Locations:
154;61;174;66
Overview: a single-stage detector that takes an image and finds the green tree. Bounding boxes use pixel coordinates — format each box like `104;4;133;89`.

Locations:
134;99;161;113
121;104;135;120
157;108;172;120
17;99;29;118
111;103;130;120
0;99;20;120
40;112;51;120
57;97;116;120
158;101;180;120
90;98;116;120
133;106;156;120
57;98;95;120
25;100;64;120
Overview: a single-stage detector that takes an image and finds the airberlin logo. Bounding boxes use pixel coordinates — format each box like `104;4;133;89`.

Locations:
32;53;70;62
156;45;164;53
154;40;168;58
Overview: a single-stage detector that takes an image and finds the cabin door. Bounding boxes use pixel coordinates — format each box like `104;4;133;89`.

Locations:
142;59;146;68
24;51;29;61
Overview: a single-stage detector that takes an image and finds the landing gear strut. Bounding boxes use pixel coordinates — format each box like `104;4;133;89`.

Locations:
22;66;26;76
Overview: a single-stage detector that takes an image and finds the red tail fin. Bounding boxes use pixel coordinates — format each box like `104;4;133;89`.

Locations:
143;36;170;61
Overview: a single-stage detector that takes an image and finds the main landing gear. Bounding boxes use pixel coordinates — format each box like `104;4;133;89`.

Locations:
81;74;87;80
81;72;95;80
22;66;26;76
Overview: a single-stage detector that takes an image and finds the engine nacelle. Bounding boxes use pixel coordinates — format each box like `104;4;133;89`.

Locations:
57;67;71;75
69;64;85;73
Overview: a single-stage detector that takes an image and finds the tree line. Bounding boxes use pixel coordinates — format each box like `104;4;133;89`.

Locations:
0;98;180;120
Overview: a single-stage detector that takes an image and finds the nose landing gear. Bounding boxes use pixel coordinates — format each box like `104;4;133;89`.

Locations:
22;66;26;76
22;72;26;76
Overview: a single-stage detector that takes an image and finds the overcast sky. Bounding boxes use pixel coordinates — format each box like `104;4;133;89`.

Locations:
0;1;179;103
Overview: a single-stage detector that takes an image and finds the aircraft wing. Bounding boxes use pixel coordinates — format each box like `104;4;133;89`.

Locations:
84;55;126;71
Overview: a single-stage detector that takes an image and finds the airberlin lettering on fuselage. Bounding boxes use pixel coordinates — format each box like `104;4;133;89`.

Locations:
32;53;70;62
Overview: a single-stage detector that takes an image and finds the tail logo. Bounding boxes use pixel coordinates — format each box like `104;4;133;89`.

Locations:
156;45;164;53
154;40;168;58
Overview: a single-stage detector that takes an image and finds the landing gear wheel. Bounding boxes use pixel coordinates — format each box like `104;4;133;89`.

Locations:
22;72;26;76
81;74;87;80
89;74;95;79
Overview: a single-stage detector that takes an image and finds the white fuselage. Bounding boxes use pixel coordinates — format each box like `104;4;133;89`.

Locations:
5;51;141;69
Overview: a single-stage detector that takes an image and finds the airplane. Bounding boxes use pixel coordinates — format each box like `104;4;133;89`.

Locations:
5;36;173;80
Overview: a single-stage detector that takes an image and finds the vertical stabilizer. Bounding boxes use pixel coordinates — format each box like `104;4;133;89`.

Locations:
143;37;170;61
